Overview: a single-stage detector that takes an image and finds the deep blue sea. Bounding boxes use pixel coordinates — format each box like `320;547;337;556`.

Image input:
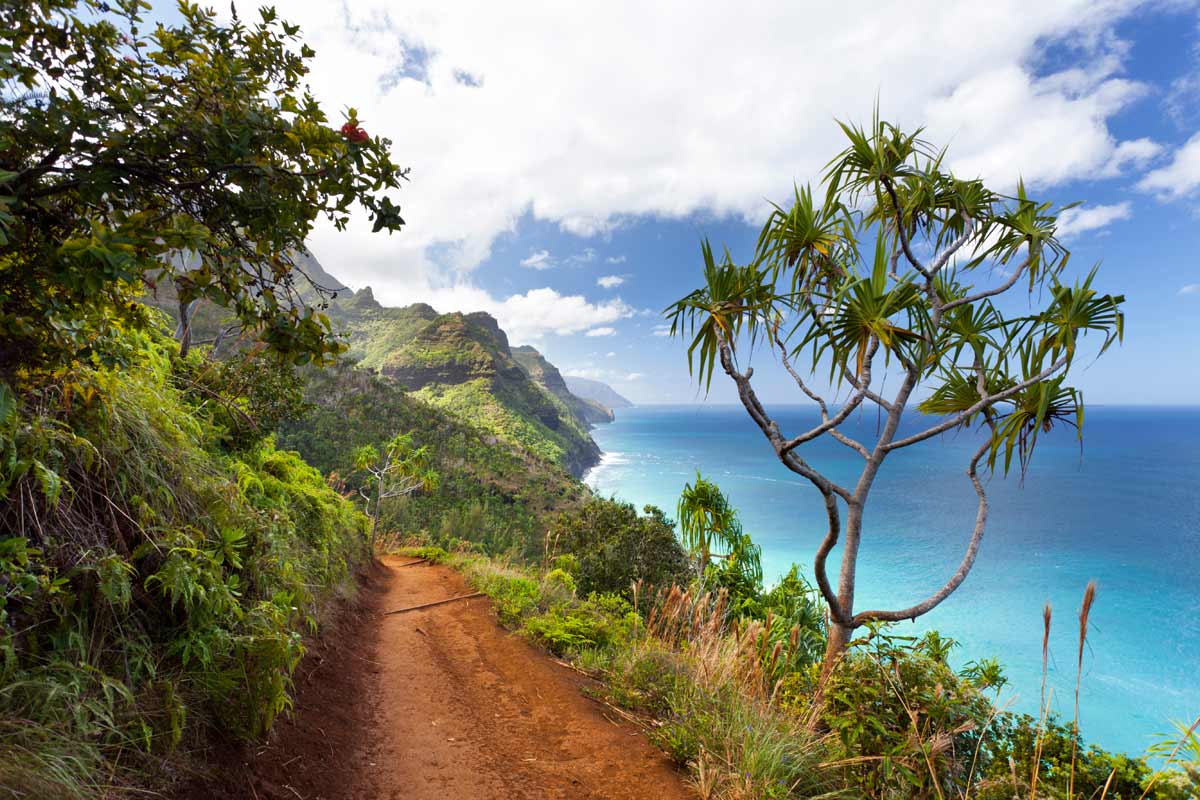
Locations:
585;405;1200;756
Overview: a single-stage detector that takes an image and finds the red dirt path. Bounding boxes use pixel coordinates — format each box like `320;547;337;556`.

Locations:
181;555;694;799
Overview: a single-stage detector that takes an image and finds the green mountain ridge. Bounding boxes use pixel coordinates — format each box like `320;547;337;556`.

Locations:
512;345;615;425
325;284;605;477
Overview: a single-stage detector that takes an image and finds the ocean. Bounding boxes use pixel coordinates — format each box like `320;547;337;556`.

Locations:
584;404;1200;756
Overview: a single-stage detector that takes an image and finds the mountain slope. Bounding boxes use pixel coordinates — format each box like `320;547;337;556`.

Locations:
564;376;634;411
277;361;585;556
327;290;602;476
512;345;614;425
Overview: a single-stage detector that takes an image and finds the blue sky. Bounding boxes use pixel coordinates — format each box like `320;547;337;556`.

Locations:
154;1;1200;404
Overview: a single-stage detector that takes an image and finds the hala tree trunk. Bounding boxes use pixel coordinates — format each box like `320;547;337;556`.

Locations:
819;620;854;682
369;484;381;558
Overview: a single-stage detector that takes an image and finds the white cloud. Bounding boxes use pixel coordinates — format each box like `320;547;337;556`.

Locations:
1180;283;1200;295
606;255;627;264
1139;132;1200;199
565;366;642;382
242;0;1164;316
1055;202;1132;239
520;249;554;269
606;351;616;357
597;275;625;289
585;326;617;337
411;284;633;342
651;324;672;337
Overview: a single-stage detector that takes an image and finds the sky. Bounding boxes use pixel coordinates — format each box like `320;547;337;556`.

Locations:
155;0;1200;404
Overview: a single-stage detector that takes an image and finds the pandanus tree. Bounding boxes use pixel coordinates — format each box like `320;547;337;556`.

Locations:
677;473;762;586
353;433;438;554
667;115;1125;686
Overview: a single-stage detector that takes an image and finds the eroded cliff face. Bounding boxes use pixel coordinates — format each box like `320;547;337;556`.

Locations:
511;345;614;426
343;306;600;476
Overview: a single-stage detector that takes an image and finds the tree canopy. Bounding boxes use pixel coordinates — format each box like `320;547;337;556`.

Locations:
0;0;408;378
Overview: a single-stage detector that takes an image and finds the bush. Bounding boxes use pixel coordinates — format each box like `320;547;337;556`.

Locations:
549;498;691;598
525;594;637;656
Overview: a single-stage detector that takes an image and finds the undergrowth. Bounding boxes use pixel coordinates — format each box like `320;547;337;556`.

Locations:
0;330;368;797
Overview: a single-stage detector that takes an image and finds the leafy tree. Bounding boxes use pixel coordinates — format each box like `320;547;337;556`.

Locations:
667;114;1125;685
353;433;438;554
0;0;408;377
550;498;692;598
676;472;762;585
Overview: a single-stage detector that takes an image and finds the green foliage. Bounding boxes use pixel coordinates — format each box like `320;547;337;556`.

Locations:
0;330;367;792
1;0;408;375
795;627;995;799
525;594;637;657
678;473;762;584
172;344;310;451
277;359;584;559
549;497;693;598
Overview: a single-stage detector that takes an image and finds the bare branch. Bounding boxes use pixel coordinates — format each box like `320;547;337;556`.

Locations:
927;216;975;276
717;334;853;504
881;176;929;278
775;335;872;459
883;356;1068;452
852;436;991;624
813;492;848;623
940;254;1031;313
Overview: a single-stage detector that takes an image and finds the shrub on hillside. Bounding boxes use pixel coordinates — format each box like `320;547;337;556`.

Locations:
549;498;691;598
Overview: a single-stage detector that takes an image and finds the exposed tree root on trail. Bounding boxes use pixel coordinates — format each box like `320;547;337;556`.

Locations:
180;555;693;799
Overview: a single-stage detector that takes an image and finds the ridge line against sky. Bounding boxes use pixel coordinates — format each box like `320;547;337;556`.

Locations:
152;0;1200;404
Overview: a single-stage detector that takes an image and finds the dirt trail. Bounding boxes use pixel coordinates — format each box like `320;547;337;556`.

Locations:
185;555;693;800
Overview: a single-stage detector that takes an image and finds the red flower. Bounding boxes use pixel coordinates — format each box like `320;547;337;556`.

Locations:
339;122;369;143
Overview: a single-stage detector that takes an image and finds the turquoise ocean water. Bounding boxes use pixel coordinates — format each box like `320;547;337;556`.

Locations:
585;404;1200;755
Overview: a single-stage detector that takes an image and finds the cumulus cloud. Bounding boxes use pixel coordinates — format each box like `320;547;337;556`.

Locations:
651;324;672;337
1139;132;1200;199
238;0;1164;324
585;326;617;337
597;275;625;289
606;255;627;264
1055;202;1132;239
408;284;633;342
520;249;554;269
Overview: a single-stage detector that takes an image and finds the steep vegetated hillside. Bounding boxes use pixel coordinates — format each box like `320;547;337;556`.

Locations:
0;330;370;797
324;285;605;476
511;345;614;425
277;361;586;558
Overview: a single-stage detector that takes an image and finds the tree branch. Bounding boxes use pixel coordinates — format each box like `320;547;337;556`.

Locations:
814;492;848;623
881;176;929;278
717;334;852;505
774;335;872;459
940;253;1031;313
883;356;1068;452
852;436;991;624
927;216;976;276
